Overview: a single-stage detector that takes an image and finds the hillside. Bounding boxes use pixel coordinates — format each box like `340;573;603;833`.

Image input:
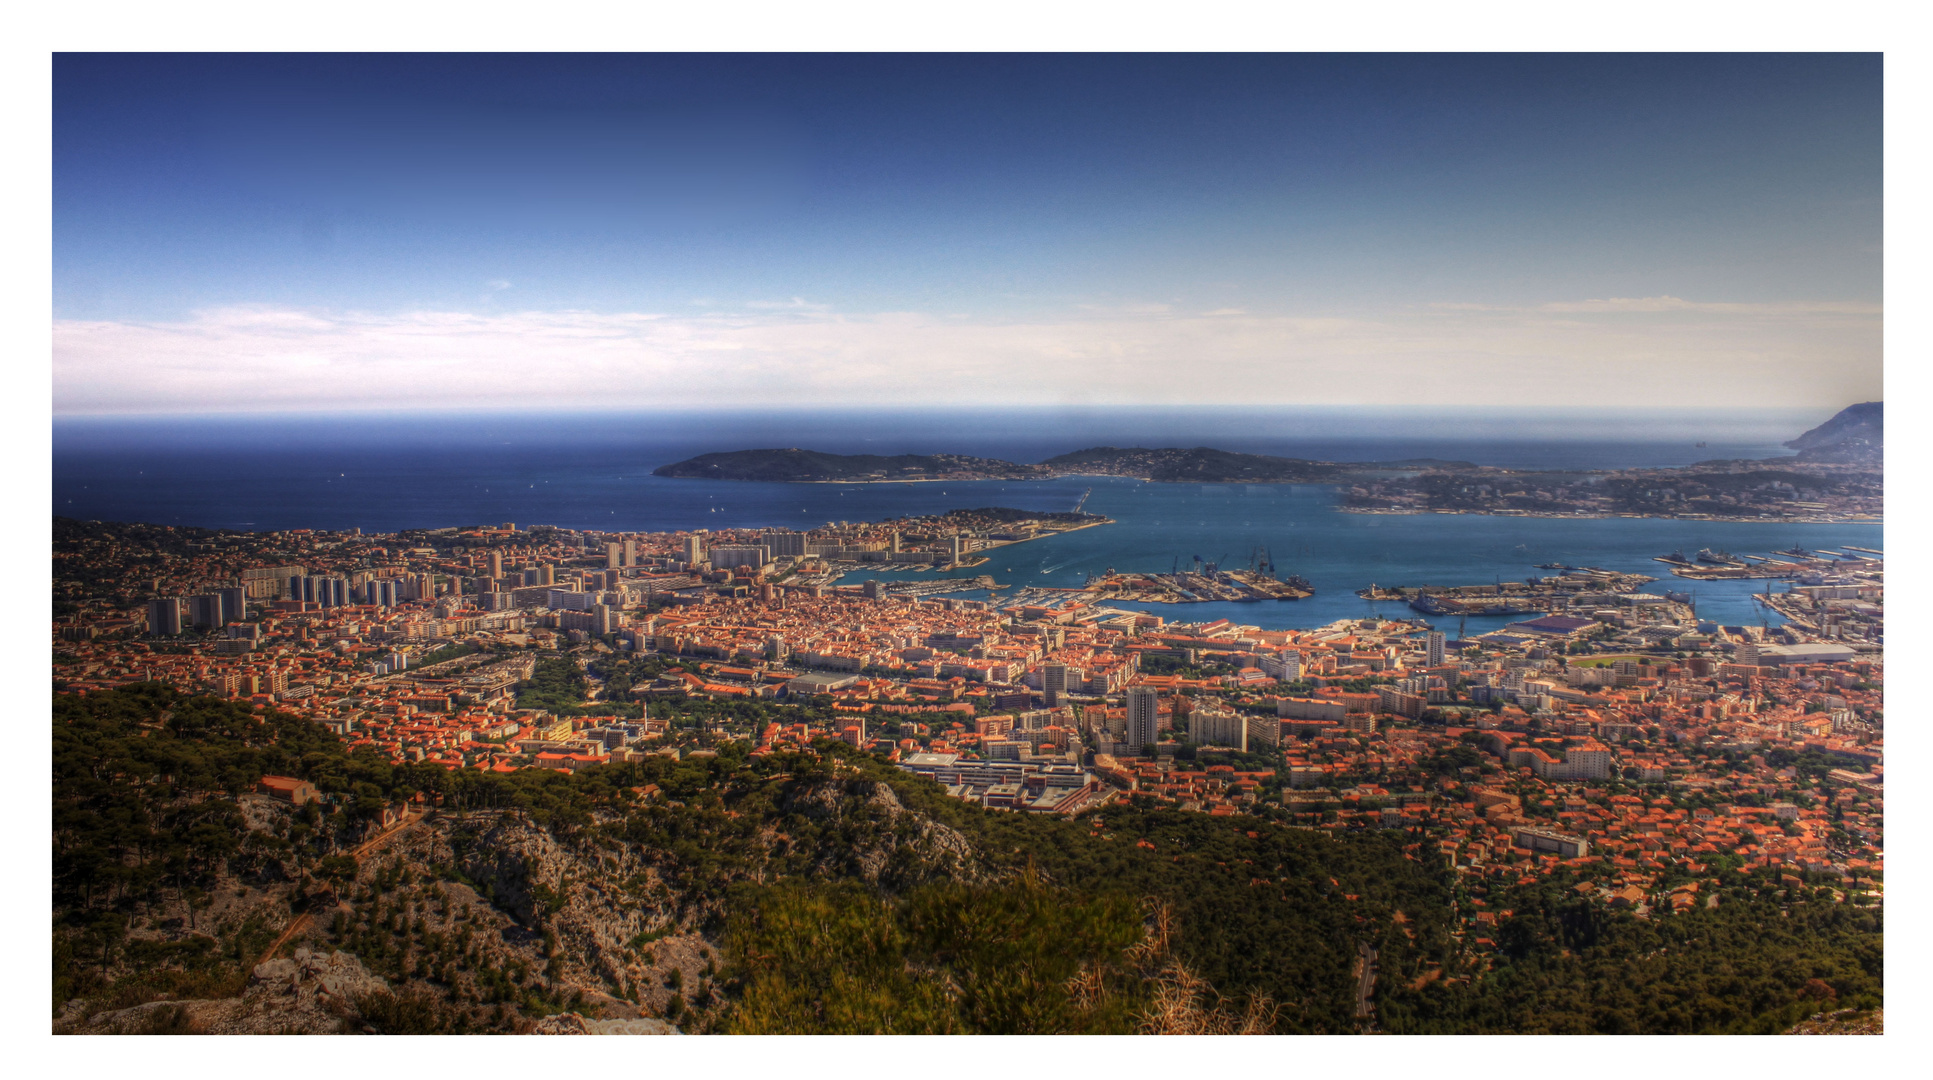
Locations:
1785;402;1882;463
54;685;1882;1034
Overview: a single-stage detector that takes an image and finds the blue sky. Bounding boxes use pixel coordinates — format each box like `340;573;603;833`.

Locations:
53;53;1883;413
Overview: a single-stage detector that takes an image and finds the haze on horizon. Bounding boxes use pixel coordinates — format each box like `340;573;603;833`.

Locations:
53;53;1882;416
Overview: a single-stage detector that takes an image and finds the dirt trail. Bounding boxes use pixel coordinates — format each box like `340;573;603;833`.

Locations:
254;810;431;967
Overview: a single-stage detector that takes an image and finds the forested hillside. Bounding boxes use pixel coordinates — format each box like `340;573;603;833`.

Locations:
54;686;1879;1034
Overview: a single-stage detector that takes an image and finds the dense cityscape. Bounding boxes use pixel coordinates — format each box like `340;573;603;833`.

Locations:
54;498;1884;1034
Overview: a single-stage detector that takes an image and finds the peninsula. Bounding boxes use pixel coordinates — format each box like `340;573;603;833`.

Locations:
654;445;1476;484
655;404;1882;525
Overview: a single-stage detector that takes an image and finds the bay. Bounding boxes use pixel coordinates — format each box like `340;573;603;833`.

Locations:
52;407;1877;631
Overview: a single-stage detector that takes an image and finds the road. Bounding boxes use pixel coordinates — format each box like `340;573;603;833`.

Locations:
1354;941;1379;1024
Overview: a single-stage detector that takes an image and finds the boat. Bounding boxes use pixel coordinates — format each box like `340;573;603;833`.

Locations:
1696;548;1743;565
1533;562;1575;570
1655;551;1694;566
1778;546;1812;559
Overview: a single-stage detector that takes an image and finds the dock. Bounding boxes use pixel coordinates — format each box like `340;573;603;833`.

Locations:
1083;569;1313;604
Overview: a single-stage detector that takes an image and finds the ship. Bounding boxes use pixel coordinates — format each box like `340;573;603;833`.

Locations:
1778;546;1812;559
1408;594;1457;616
1655;550;1694;566
1696;548;1743;565
1533;562;1575;570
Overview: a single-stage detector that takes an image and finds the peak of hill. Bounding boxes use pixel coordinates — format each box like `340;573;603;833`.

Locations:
1784;402;1882;463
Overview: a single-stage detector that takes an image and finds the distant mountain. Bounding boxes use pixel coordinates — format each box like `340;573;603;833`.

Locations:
1784;402;1882;463
652;448;1047;482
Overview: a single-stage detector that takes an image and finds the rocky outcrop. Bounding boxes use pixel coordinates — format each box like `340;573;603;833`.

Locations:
1787;1007;1883;1035
534;1012;681;1035
57;948;387;1035
781;778;984;885
443;813;685;1009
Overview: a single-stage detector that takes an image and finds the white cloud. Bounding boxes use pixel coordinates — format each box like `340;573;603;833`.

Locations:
743;296;831;311
484;279;512;291
52;299;1881;414
1430;296;1882;316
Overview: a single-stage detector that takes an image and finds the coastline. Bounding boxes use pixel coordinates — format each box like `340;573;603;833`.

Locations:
658;472;1881;527
1340;507;1883;526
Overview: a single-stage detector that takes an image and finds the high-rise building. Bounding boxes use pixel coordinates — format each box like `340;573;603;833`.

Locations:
489;550;503;578
217;586;247;626
606;543;622;569
147;597;183;636
1192;707;1247;751
709;545;771;570
684;535;706;565
1126;687;1160;751
1426;631;1446;667
623;539;638;567
950;534;964;564
759;530;807;558
1735;642;1761;667
294;576;350;607
187;593;225;630
1042;663;1075;705
593;604;618;635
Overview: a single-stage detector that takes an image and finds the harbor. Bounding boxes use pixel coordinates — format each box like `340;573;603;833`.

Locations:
1356;566;1659;618
1663;545;1884;581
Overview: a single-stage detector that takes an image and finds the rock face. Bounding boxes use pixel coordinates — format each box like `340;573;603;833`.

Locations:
58;949;388;1035
534;1012;681;1035
1787;1007;1883;1035
454;813;677;1001
779;778;983;884
1785;402;1882;463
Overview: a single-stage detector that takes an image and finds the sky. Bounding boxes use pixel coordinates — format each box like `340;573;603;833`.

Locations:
52;53;1883;414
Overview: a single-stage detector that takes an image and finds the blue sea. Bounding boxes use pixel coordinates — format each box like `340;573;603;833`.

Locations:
53;406;1879;632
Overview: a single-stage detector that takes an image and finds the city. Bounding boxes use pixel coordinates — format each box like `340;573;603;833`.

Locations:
55;510;1885;911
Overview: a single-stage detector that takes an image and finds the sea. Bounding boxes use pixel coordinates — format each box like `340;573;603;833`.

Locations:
53;406;1881;633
